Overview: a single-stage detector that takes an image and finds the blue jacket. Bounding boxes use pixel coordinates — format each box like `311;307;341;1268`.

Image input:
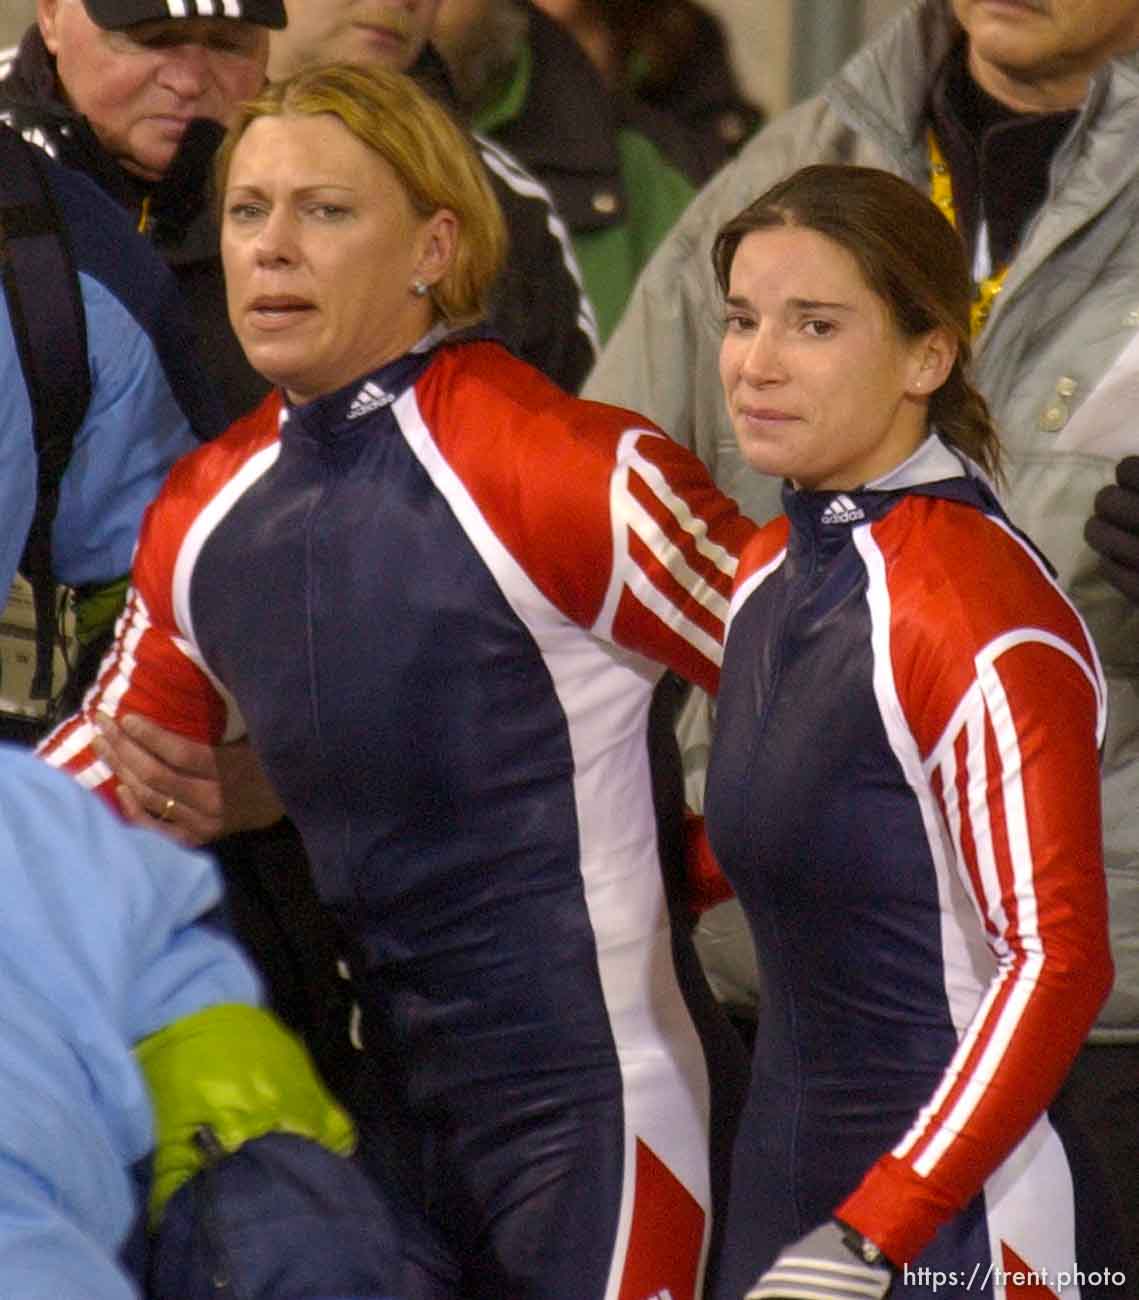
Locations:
0;154;223;597
152;1132;403;1300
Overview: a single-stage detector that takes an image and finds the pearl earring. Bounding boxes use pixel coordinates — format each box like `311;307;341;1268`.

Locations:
412;279;429;297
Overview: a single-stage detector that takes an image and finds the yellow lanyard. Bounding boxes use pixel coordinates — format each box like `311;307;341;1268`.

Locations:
927;130;1008;338
137;193;152;236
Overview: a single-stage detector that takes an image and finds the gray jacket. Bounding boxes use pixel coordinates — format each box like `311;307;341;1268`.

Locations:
585;0;1139;1039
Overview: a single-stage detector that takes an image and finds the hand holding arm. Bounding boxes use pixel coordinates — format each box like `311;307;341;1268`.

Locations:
93;712;284;847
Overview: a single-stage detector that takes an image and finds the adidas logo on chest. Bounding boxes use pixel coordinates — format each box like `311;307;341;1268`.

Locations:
820;493;865;525
347;381;394;420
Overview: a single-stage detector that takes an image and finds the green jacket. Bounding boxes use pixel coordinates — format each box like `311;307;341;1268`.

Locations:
471;6;694;342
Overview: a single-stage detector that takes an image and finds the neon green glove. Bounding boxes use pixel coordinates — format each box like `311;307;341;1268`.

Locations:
135;1002;356;1226
73;575;129;646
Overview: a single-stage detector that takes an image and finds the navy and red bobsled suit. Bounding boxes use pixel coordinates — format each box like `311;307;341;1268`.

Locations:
40;328;755;1299
705;437;1115;1299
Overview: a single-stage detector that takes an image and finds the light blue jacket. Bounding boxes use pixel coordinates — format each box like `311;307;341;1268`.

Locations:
0;746;260;1298
0;151;221;597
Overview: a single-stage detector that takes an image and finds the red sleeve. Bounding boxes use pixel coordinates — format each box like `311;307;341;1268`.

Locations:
837;503;1112;1266
603;426;759;694
37;398;282;811
684;811;735;917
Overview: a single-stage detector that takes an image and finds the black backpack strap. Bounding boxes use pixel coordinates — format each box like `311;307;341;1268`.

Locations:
0;124;91;706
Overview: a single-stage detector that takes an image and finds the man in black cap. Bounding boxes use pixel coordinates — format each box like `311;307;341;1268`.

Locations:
0;0;284;419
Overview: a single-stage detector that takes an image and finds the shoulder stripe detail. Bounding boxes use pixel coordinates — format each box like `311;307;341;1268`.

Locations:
42;588;158;786
81;586;236;743
7;122;59;159
621;437;737;599
925;629;1107;774
474;132;556;197
856;520;1100;1187
43;717;114;786
91;587;153;723
984;516;1107;742
899;663;1044;1176
596;430;734;662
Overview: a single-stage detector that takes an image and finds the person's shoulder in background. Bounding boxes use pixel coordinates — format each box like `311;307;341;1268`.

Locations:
605;0;765;184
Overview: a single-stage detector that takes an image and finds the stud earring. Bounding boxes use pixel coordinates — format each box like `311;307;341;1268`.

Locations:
412;279;429;297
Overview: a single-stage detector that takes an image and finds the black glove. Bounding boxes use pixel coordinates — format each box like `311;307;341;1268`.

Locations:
745;1220;893;1299
1086;455;1139;603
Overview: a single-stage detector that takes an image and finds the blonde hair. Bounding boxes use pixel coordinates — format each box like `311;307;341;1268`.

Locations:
713;164;1001;481
216;62;508;326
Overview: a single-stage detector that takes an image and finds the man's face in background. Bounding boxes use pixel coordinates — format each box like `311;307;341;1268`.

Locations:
953;0;1139;108
38;0;267;181
268;0;444;81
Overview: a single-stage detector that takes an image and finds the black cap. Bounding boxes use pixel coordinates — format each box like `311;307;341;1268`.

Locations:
82;0;286;31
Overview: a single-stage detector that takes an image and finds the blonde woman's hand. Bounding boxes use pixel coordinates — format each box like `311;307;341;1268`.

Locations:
93;712;284;846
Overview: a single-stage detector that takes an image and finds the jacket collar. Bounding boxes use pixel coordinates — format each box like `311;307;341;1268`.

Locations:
1;26;134;203
282;323;494;443
824;0;961;176
928;38;1078;270
782;435;979;537
867;433;970;490
2;26;57;102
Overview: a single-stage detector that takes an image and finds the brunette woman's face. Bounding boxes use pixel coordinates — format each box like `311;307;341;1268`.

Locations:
719;226;941;491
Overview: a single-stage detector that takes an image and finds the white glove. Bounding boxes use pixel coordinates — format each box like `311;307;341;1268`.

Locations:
745;1220;893;1299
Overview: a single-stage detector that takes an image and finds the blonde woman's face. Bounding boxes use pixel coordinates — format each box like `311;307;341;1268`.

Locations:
222;113;440;403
